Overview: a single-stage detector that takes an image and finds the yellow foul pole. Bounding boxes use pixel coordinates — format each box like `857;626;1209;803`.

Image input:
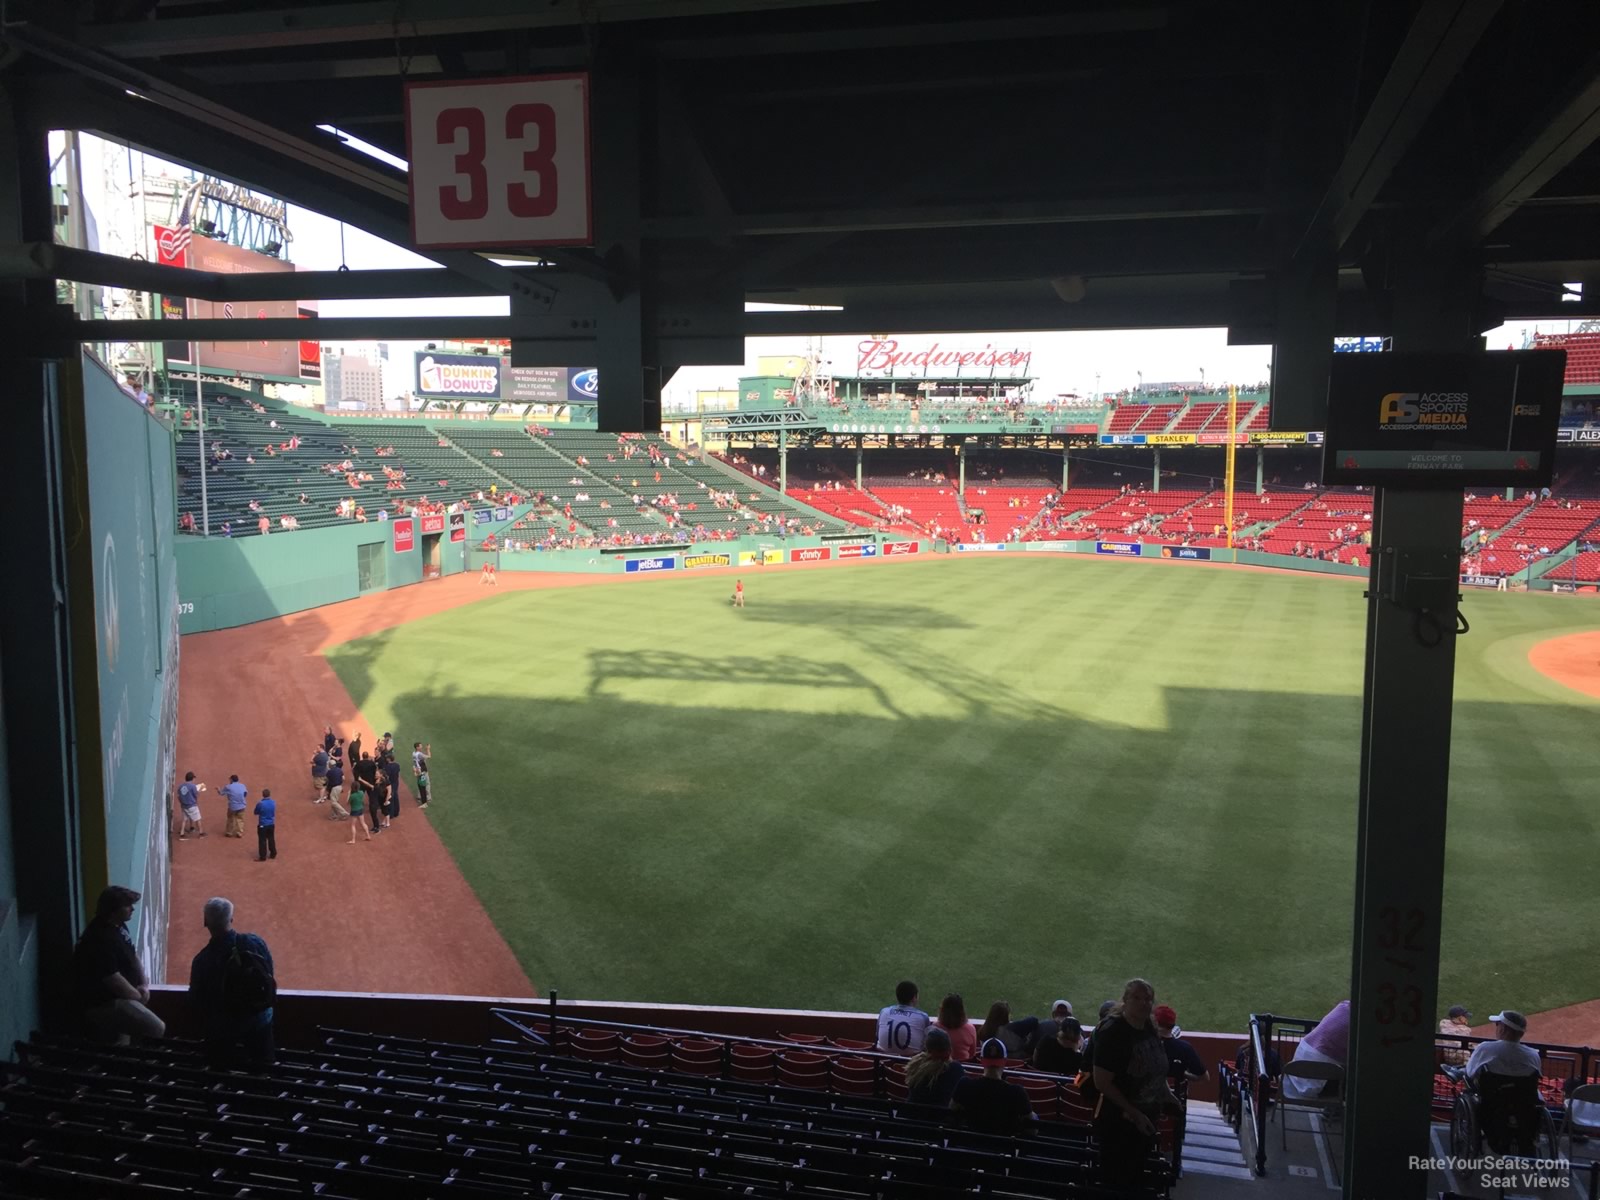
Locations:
1223;384;1238;550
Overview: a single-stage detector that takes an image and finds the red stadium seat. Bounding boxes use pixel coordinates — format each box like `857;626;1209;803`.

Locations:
831;1037;876;1051
1019;1076;1058;1119
570;1028;620;1062
831;1056;879;1097
670;1038;724;1076
622;1034;671;1069
883;1059;909;1101
730;1043;776;1082
778;1050;830;1090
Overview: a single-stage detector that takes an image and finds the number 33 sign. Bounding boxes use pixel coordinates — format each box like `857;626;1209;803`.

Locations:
405;74;592;249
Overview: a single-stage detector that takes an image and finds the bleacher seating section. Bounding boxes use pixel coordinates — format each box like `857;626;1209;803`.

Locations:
1169;403;1223;432
1546;549;1600;582
1535;329;1600;386
168;400;1598;571
172;394;501;536
0;1029;1173;1199
869;485;975;541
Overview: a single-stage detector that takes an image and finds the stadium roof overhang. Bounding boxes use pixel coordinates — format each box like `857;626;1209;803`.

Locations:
4;1;1598;343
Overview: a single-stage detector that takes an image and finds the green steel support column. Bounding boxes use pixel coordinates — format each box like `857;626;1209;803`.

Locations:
1257;449;1265;494
958;442;965;496
1504;486;1514;500
779;427;787;493
1152;447;1160;493
1343;253;1477;1200
1062;447;1070;491
855;445;863;489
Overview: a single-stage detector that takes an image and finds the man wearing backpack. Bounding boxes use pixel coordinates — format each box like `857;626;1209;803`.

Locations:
188;897;276;1071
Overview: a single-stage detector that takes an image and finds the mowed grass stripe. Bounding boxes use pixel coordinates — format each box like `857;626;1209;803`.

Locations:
323;557;1599;1026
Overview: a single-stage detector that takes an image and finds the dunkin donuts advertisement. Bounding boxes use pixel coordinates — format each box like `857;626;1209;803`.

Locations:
415;351;504;400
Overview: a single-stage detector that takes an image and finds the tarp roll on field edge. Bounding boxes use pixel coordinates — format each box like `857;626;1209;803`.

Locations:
82;353;180;981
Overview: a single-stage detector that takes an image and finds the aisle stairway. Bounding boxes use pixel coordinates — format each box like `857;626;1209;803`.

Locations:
1181;1100;1254;1181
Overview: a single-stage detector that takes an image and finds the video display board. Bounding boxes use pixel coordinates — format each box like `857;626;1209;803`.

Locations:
1320;351;1566;488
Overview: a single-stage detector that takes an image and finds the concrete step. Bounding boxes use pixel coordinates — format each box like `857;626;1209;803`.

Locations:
1184;1099;1254;1181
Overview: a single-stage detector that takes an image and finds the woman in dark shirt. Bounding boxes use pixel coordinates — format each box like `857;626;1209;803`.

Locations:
904;1027;965;1108
1032;1017;1084;1074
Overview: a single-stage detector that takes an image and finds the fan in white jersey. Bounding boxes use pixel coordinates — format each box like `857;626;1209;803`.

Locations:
876;980;931;1055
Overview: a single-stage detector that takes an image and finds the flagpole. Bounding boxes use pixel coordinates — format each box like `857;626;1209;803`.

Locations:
196;343;209;537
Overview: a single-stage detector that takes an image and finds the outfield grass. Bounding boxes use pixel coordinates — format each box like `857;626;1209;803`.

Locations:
325;557;1600;1030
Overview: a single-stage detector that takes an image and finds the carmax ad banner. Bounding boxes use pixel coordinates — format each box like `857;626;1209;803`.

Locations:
1096;541;1141;556
415;351;503;399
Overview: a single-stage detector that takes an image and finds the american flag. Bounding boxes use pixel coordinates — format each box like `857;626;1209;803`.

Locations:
155;223;192;266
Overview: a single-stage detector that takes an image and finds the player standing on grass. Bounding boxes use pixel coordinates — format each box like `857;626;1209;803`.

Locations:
413;742;432;806
732;579;745;608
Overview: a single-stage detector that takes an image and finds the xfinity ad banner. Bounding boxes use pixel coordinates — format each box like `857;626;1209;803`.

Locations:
789;546;832;563
415;351;503;400
1321;350;1565;487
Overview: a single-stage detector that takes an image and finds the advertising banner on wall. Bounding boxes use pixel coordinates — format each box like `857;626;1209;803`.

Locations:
449;513;466;543
505;365;567;403
1095;541;1141;556
415;351;503;399
882;541;919;555
1158;545;1212;560
685;552;732;568
393;518;415;552
567;367;600;406
420;513;446;535
789;546;833;563
954;543;1007;552
624;555;678;572
837;543;878;559
737;549;786;566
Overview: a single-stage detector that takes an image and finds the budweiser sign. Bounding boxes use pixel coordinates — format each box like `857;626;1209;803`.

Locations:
856;338;1032;376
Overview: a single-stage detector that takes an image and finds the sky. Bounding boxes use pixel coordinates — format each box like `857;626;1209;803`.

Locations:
69;129;1586;408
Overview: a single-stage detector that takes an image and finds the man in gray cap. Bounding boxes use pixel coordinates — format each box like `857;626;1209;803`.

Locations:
1465;1010;1539;1080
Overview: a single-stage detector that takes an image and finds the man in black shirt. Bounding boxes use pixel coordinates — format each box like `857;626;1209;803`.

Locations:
72;886;165;1043
1092;979;1171;1188
951;1038;1036;1136
1154;1005;1208;1082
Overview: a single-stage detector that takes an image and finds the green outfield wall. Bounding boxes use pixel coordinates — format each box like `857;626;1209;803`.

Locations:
81;355;182;981
178;523;1372;636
